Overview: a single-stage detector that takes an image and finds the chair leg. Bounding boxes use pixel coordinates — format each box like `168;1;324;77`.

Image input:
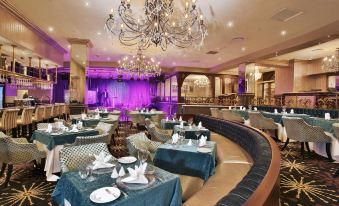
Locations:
281;138;290;151
300;142;305;159
326;143;334;162
28;124;33;140
0;163;7;177
334;168;339;178
33;160;39;168
12;128;17;138
305;142;311;154
274;129;279;141
3;164;13;187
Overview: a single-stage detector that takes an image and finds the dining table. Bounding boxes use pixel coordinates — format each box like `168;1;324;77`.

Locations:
160;119;187;130
173;125;211;141
154;140;216;181
52;164;182;206
31;129;99;181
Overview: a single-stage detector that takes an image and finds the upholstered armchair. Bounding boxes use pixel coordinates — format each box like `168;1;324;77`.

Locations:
0;132;46;187
65;133;109;147
220;109;244;123
128;113;146;128
126;132;162;162
59;142;113;173
17;107;35;138
0;109;20;138
33;106;45;128
147;123;171;143
210;108;221;119
248;112;278;139
330;123;339;178
44;105;53;122
95;122;114;144
282;117;333;161
151;113;166;124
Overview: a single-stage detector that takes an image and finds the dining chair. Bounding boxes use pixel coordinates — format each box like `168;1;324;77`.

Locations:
220;109;244;123
65;133;108;147
210;108;221;119
95;122;114;144
0;109;20;138
64;104;70;120
37;123;57;130
126;132;162;162
44;105;53;122
248;111;278;139
331;123;339;178
282;117;333;161
17;107;35;138
32;106;45;129
129;113;145;129
0;132;46;187
59;142;113;173
146;123;171;143
151;113;165;124
51;105;59;119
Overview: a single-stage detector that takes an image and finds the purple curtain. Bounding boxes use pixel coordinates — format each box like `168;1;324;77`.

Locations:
53;75;69;103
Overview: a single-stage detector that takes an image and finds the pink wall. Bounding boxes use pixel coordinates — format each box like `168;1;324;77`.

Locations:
275;67;294;95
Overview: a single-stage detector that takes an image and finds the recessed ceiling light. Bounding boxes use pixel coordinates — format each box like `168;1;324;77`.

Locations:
85;1;90;7
67;45;71;49
241;47;246;51
97;31;102;35
227;21;234;28
48;26;54;32
280;30;287;36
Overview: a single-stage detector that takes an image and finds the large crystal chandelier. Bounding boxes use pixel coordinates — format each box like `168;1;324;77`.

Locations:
194;76;210;88
322;48;339;72
117;48;161;78
106;0;207;51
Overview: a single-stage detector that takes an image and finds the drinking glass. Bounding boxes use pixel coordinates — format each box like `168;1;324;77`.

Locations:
179;131;185;144
138;150;148;164
194;130;201;140
86;165;96;182
78;166;88;179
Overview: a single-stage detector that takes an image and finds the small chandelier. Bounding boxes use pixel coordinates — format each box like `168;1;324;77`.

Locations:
194;77;210;88
322;48;339;72
106;0;208;51
117;48;161;79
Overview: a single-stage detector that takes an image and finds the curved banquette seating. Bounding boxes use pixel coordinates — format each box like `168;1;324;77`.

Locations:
184;114;280;206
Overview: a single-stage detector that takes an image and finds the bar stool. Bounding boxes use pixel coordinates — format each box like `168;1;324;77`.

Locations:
0;109;20;138
32;106;45;130
51;104;58;120
65;104;70;121
58;104;65;119
44;105;53;122
17;107;35;139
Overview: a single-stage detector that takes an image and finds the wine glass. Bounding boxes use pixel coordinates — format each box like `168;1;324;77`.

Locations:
194;130;201;140
179;131;185;144
138;150;148;164
86;165;96;182
78;166;88;179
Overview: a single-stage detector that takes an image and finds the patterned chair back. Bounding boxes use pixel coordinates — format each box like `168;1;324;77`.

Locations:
129;113;146;124
283;117;331;143
210;108;221;118
18;107;35;125
34;106;45;122
126;132;161;159
151;113;165;124
248;112;263;129
0;132;9;163
37;123;57;130
95;122;114;143
220;109;244;123
44;106;53;120
59;143;112;173
66;133;108;147
0;109;20;131
147;124;171;143
332;123;339;141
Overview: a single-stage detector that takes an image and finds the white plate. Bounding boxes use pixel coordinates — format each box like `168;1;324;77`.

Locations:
118;156;137;164
85;128;95;131
51;132;61;135
197;148;212;153
89;187;121;204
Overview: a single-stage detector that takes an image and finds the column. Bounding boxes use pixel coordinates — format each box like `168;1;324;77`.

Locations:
68;38;92;104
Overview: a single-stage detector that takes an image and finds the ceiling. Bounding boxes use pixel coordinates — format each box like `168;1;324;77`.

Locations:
6;0;339;69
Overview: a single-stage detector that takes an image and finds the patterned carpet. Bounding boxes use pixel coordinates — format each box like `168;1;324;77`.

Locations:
0;123;338;206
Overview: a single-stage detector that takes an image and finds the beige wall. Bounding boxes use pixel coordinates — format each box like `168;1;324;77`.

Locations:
275;67;294;95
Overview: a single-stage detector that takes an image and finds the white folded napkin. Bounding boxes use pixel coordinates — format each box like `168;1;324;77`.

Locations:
172;118;175;122
95;108;99;112
111;168;119;179
179;121;184;129
274;109;278;114
70;125;79;132
240;106;243;110
92;151;114;170
81;113;86;120
189;125;193;130
122;163;148;184
254;107;258;111
46;124;52;133
197;121;202;129
104;109;108;112
229;106;232;110
199;135;207;147
95;114;100;119
179;116;182;122
187;139;192;146
172;133;179;144
166;117;169;121
290;109;294;114
325;113;331;120
118;167;125;177
77;121;83;130
243;107;246;111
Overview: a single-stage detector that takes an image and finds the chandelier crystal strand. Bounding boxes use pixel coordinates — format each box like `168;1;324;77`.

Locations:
322;48;339;72
117;48;161;79
106;0;207;50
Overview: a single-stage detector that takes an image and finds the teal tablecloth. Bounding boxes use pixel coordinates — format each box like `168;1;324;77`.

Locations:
232;110;249;120
154;140;216;180
52;164;182;206
309;117;339;134
82;119;100;127
99;112;109;118
173;125;211;141
160;120;187;130
262;112;311;125
31;130;99;150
